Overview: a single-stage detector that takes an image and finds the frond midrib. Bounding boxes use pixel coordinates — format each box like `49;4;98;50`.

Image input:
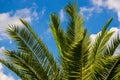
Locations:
104;57;120;80
12;28;49;79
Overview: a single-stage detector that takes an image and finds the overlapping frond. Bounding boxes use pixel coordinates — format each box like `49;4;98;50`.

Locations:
49;13;68;55
103;55;120;80
84;18;120;80
88;18;113;65
1;50;41;80
65;29;89;80
3;22;60;80
84;55;119;80
49;3;90;80
103;32;120;56
65;3;84;43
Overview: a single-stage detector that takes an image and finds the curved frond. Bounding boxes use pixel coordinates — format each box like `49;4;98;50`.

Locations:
65;3;84;43
103;32;120;56
84;55;119;80
6;23;60;79
0;50;39;80
88;18;113;65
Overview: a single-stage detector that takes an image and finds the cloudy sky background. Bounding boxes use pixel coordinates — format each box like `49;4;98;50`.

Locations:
0;0;120;80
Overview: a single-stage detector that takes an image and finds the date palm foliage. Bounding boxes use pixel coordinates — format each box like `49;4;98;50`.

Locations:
0;3;120;80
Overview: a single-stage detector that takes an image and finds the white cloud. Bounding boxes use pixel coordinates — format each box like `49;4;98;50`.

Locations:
109;27;119;32
41;28;52;40
92;0;105;6
80;7;95;19
90;33;97;42
82;0;120;21
38;7;46;20
0;12;22;33
109;27;120;55
0;32;9;41
9;40;12;44
0;63;15;80
80;6;102;19
90;27;119;41
80;7;94;13
14;8;31;22
91;0;120;22
59;9;65;22
0;7;39;41
0;47;14;80
0;46;5;54
0;46;6;58
40;8;46;16
14;8;39;22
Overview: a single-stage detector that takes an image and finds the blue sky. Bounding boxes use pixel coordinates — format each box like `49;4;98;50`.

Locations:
0;0;120;80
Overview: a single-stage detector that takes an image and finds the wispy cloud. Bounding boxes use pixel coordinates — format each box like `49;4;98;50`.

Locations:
80;7;94;19
0;6;39;42
90;27;119;42
91;0;120;22
41;28;52;40
14;8;38;22
0;63;15;80
92;0;104;6
40;8;46;16
0;46;5;54
81;0;120;21
0;46;6;58
59;9;65;22
0;33;9;41
80;6;102;19
0;47;14;80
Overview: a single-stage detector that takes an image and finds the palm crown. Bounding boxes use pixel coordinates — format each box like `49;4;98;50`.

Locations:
0;3;120;80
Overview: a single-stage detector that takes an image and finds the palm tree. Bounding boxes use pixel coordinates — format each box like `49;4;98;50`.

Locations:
0;3;120;80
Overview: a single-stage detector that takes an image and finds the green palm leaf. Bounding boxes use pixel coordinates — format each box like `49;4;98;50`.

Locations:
88;18;113;65
7;24;60;79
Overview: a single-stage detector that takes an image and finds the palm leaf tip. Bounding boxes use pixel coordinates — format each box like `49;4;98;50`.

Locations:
50;13;60;29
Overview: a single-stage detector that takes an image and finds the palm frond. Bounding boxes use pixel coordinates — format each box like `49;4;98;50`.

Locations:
49;13;68;55
20;19;58;72
103;55;120;80
7;24;60;79
88;18;113;65
64;29;89;79
103;32;120;56
84;55;119;80
65;3;84;43
0;50;38;80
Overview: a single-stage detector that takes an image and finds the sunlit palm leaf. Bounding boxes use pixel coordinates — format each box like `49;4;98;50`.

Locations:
7;24;60;79
103;32;120;56
88;18;113;65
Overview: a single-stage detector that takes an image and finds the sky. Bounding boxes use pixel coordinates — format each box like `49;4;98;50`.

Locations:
0;0;120;80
